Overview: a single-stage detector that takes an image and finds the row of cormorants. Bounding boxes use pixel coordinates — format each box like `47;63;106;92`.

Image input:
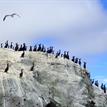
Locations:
91;79;106;93
1;40;87;69
1;40;106;94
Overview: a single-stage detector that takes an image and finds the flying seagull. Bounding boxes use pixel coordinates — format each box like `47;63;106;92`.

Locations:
3;13;20;21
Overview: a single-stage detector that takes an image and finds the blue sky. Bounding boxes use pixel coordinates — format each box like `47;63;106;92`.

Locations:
0;0;107;85
86;0;107;85
33;0;107;85
101;0;107;10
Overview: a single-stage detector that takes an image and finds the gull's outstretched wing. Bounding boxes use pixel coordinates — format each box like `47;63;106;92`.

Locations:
12;13;20;17
3;15;10;21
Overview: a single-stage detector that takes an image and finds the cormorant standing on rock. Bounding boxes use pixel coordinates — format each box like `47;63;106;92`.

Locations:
20;69;23;78
47;46;54;54
29;46;32;51
63;51;66;59
15;43;19;51
30;62;35;71
37;44;42;51
91;79;94;85
79;59;81;66
72;56;75;62
19;44;23;51
95;80;99;87
33;45;37;51
4;62;9;73
4;40;9;48
63;51;69;59
66;51;69;59
1;43;3;48
47;48;49;53
83;62;86;69
85;71;90;78
75;58;78;63
41;45;45;52
22;43;27;51
21;51;25;58
55;50;61;58
10;42;13;49
103;85;106;93
101;83;104;90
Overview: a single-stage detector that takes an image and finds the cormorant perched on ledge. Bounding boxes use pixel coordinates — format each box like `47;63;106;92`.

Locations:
72;56;75;62
4;40;9;48
83;62;86;69
1;43;3;48
20;69;23;78
29;46;32;51
63;51;69;59
75;58;78;63
30;62;35;71
21;51;25;58
15;43;19;51
79;59;81;66
10;42;13;49
95;80;99;87
55;50;61;58
19;44;23;51
33;45;37;51
4;62;9;73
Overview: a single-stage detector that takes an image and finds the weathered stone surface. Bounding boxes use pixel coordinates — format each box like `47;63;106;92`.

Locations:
0;48;106;107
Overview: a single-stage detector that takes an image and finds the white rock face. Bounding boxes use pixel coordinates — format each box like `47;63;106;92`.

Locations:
0;48;107;107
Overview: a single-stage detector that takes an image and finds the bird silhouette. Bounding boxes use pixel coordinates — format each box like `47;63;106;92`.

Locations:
30;62;35;71
21;51;25;58
3;13;20;21
4;62;9;73
20;69;23;78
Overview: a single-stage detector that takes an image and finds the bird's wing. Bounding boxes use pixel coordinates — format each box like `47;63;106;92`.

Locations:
12;13;20;17
3;15;10;21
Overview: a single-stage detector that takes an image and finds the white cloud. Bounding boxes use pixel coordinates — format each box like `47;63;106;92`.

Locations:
0;0;107;55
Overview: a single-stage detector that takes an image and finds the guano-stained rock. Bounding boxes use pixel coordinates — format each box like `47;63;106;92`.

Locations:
0;48;106;107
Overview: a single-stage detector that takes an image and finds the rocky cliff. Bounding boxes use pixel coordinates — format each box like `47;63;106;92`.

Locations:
0;48;107;107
